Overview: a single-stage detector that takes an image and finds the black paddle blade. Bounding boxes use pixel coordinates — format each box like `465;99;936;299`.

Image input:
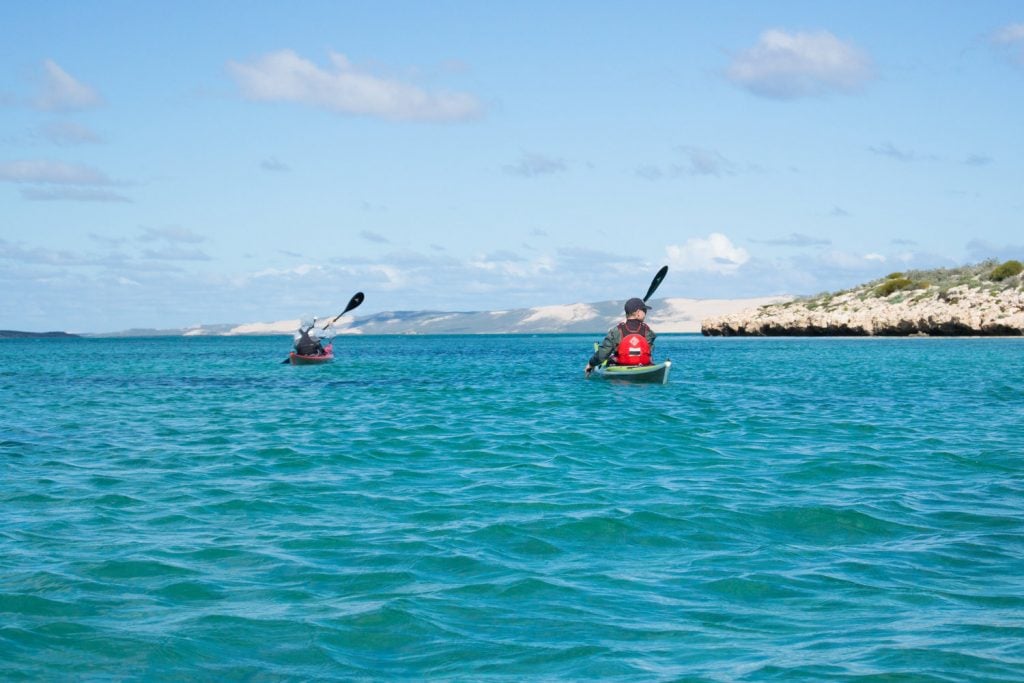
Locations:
643;265;669;302
321;292;366;330
343;291;365;314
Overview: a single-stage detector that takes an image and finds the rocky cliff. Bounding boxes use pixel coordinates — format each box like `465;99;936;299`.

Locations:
702;260;1024;337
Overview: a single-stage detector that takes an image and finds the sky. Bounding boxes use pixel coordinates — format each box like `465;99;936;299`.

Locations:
2;1;1023;333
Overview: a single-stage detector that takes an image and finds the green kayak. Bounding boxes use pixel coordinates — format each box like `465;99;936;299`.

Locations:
591;360;671;384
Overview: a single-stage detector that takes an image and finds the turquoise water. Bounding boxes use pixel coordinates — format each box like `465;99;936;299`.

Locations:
2;335;1023;681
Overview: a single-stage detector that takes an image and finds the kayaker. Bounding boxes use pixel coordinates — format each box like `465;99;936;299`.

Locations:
294;318;325;356
585;298;657;376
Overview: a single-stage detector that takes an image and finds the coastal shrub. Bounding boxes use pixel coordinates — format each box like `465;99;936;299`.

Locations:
990;260;1023;281
874;277;928;297
885;272;904;280
875;277;913;296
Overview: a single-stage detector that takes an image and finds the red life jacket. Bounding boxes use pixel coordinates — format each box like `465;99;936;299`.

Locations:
615;321;652;365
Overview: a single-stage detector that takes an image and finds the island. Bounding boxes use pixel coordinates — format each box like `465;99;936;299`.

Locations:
702;260;1024;337
0;330;81;339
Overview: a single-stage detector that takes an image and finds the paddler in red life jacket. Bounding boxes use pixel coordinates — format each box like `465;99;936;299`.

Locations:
585;297;657;376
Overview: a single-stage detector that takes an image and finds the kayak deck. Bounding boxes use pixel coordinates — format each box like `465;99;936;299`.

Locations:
592;360;671;384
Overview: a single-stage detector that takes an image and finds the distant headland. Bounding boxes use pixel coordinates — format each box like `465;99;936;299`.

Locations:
83;296;786;337
0;330;81;339
702;260;1024;337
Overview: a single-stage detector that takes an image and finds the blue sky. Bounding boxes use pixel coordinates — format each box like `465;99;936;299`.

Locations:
2;2;1023;332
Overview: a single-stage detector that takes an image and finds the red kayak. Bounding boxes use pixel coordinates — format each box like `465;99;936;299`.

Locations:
288;343;334;365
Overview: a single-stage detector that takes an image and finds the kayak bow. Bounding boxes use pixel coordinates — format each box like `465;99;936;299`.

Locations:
591;360;671;384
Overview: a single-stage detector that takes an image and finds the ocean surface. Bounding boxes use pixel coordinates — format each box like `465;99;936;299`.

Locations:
2;334;1022;681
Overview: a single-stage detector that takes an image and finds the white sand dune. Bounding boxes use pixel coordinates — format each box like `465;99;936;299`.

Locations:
119;296;790;336
518;303;599;325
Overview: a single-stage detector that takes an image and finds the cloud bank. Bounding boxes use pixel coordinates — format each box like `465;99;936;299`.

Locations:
228;50;483;122
666;233;750;274
2;226;991;333
0;159;129;202
726;29;873;99
0;159;112;185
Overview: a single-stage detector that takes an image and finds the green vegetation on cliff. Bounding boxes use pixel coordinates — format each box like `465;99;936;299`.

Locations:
798;259;1024;309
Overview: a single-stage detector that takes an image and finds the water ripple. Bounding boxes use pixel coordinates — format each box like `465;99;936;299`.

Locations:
2;335;1023;679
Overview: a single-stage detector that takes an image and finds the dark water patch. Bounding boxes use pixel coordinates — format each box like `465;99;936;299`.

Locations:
90;493;144;508
85;558;198;581
152;580;225;602
0;593;92;618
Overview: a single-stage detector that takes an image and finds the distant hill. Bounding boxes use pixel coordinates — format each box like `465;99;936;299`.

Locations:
87;296;789;337
0;330;80;339
703;260;1024;336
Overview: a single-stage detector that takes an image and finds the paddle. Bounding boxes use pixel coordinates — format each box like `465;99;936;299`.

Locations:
282;292;365;363
644;265;669;303
321;292;364;330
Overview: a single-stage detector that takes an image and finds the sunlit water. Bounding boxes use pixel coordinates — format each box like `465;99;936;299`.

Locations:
2;335;1022;680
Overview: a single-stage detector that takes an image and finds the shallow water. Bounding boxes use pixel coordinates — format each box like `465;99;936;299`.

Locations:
2;335;1023;680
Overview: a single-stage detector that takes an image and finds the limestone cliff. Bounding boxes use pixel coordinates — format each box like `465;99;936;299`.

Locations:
702;260;1024;337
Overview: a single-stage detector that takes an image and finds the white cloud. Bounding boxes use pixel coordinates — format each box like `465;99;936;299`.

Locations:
752;232;831;247
138;226;206;244
367;264;408;290
503;153;567;177
676;146;735;176
468;251;554;279
20;187;130;203
0;160;113;185
726;29;873;99
992;23;1024;44
241;264;328;285
966;238;1024;263
868;141;937;163
228;50;483;122
360;230;390;244
992;23;1024;65
260;157;289;172
666;233;750;274
35;60;103;112
38;121;102;146
141;247;211;261
963;154;993;167
637;146;739;180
